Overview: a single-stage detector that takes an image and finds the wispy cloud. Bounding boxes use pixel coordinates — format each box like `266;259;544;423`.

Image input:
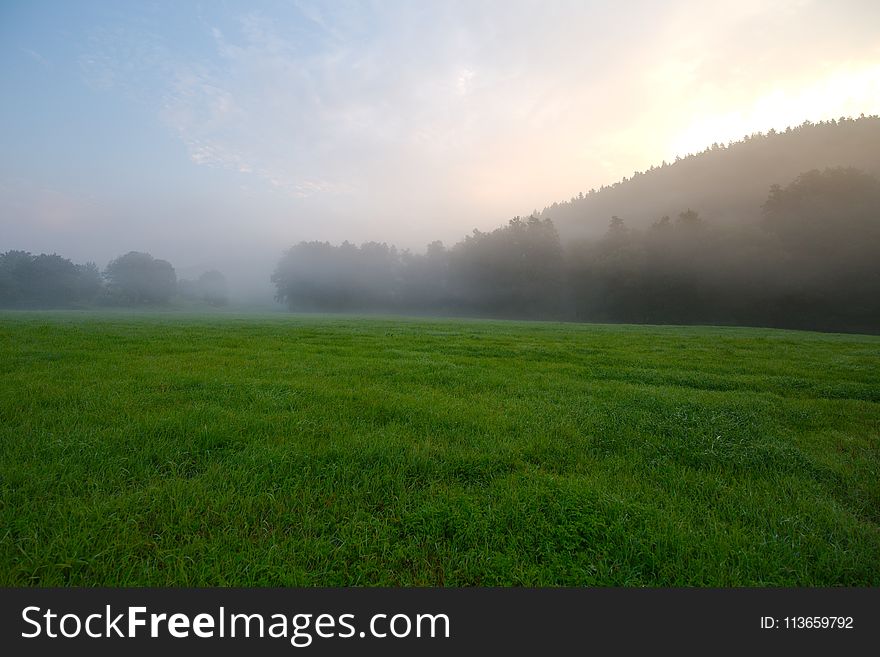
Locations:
21;47;50;67
72;0;880;245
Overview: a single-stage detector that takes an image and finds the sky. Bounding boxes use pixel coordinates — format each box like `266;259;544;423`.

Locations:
2;0;879;295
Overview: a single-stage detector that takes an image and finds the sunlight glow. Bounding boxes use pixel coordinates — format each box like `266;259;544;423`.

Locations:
667;63;880;158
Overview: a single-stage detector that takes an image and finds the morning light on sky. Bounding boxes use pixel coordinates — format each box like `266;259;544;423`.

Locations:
2;0;879;276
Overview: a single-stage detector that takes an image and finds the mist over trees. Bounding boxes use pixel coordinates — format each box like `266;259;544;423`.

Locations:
272;216;566;318
269;118;880;333
541;116;880;241
273;166;880;333
0;249;232;310
271;241;402;312
447;216;565;318
179;270;230;306
757;167;880;330
3;118;878;332
104;251;177;305
0;251;102;308
562;168;879;331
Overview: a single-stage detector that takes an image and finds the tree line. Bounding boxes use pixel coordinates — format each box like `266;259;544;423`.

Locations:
0;250;229;308
273;167;880;333
540;114;880;241
3;166;877;333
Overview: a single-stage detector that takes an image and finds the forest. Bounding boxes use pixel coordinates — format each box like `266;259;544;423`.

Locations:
272;164;880;333
4;118;879;333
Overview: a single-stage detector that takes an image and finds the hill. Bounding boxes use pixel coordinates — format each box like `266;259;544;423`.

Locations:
541;115;880;240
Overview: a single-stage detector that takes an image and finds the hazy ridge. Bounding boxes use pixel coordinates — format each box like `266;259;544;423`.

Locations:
541;115;880;239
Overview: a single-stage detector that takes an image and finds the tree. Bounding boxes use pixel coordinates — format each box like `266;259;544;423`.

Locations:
104;251;177;304
0;251;103;308
759;167;880;330
606;215;628;243
650;215;671;232
74;262;103;304
449;216;565;317
676;208;704;231
272;241;401;311
399;241;450;310
0;251;34;307
762;167;880;255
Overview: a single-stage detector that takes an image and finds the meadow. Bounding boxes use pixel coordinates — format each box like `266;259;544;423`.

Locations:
1;311;878;586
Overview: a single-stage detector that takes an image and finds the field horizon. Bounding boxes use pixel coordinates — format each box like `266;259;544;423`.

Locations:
2;311;878;586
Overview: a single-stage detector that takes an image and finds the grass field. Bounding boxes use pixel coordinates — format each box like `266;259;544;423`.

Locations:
1;311;878;586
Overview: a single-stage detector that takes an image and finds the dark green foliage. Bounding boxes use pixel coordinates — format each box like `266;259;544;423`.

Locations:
1;312;878;586
753;168;880;330
563;166;880;332
448;216;565;317
0;251;102;308
104;251;177;305
762;167;880;257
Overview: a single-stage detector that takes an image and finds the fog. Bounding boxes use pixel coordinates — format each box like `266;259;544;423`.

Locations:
2;1;880;328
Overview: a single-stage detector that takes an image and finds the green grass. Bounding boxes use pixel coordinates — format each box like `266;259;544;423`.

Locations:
1;311;878;586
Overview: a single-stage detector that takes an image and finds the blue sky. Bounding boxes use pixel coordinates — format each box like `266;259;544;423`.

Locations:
2;0;879;293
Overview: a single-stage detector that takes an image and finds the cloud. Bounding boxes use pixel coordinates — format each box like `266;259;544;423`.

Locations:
21;48;49;67
73;0;880;247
